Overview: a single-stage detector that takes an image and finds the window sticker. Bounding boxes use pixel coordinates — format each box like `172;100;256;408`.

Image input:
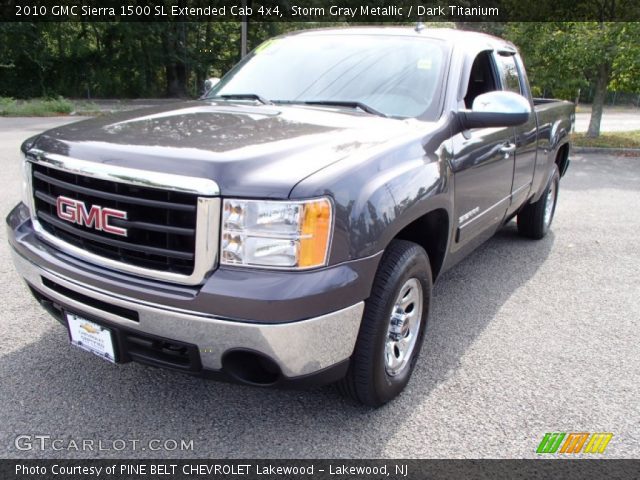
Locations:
254;39;280;54
417;58;432;70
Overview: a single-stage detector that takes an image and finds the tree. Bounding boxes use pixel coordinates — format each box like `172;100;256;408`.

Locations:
505;20;640;138
1;18;637;122
575;22;639;138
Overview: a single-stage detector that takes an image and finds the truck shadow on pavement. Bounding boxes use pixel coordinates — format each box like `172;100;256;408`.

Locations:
0;222;553;458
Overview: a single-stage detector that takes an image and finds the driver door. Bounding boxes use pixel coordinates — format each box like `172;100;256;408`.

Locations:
451;50;516;250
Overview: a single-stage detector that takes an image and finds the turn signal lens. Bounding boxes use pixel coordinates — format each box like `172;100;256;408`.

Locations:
299;199;332;268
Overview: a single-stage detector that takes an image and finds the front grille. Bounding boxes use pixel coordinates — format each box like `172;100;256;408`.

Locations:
32;163;198;275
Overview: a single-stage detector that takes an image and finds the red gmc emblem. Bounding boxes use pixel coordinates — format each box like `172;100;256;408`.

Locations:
56;196;128;237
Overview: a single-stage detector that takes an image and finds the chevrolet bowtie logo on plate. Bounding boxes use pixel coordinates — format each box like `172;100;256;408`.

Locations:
80;323;99;334
56;195;128;237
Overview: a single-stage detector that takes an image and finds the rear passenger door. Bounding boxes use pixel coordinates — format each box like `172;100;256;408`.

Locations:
495;51;538;215
451;50;515;249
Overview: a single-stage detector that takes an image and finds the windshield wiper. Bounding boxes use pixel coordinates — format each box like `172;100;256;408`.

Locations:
291;100;387;117
210;94;273;105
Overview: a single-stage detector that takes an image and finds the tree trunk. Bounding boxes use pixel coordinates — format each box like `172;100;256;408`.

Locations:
162;24;188;98
195;21;213;95
586;62;611;138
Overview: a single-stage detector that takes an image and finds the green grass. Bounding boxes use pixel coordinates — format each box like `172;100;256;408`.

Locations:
0;97;75;116
69;100;103;116
571;130;640;149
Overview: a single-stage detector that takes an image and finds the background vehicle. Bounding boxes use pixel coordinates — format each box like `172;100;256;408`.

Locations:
7;28;573;406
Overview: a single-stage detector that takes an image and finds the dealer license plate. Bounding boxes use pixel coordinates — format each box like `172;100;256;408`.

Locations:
67;313;117;363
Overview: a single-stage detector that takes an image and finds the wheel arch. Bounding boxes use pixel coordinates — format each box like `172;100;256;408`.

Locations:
555;142;570;177
391;208;450;282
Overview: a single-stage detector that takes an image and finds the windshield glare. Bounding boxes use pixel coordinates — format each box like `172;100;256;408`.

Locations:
207;34;448;119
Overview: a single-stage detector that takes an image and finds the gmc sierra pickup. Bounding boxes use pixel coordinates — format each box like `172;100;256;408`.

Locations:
7;27;573;406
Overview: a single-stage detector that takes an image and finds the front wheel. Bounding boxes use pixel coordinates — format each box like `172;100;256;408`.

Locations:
338;240;432;407
517;164;560;239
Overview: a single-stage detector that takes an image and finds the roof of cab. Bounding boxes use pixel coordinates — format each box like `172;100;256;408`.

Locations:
284;26;515;52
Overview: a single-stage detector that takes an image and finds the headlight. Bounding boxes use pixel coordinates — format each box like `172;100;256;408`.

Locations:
221;198;332;269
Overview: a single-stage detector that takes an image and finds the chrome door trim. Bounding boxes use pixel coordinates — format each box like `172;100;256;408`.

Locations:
458;182;532;231
458;194;510;230
511;182;531;198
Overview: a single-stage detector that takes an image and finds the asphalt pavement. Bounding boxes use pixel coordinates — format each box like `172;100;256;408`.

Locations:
574;109;640;133
0;117;638;459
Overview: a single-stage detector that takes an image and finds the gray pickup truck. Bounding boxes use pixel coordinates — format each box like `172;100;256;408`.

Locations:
7;27;573;406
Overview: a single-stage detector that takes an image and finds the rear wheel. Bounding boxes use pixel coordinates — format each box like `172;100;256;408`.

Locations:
338;240;432;407
517;165;560;239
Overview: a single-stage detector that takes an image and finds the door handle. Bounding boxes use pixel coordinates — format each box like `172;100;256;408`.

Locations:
499;143;516;158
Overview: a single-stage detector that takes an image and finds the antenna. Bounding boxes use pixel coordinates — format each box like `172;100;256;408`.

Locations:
415;19;425;32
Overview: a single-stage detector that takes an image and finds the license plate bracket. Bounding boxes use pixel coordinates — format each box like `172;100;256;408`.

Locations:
66;312;117;363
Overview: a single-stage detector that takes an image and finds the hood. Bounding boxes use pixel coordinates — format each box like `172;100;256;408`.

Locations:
31;101;427;198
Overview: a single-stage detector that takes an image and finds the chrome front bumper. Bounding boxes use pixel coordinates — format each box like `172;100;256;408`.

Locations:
11;248;364;378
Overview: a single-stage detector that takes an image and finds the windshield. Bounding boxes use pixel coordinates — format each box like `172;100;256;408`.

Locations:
206;33;449;119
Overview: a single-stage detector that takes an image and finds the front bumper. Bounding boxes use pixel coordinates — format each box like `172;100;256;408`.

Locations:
7;203;370;386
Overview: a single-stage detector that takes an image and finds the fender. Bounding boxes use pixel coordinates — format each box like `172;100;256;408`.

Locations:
290;119;455;265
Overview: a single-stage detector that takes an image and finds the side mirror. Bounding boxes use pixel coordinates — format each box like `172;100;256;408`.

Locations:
459;91;531;130
203;77;220;93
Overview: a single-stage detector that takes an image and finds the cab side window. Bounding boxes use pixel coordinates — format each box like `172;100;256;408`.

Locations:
464;51;499;109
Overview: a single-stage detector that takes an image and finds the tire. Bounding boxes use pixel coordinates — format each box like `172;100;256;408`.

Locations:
517;164;560;239
338;240;432;407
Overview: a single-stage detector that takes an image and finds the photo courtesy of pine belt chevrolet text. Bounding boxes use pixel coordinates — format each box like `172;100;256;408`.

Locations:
6;27;573;406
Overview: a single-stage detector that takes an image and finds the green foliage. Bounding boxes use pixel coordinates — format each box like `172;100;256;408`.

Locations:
502;22;640;101
0;22;244;98
0;21;348;99
0;20;638;103
610;23;640;92
0;97;15;109
0;96;74;116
